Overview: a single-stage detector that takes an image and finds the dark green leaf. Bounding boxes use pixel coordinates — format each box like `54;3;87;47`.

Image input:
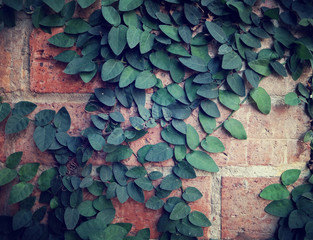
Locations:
108;25;128;56
170;59;185;83
109;111;125;122
127;182;144;203
34;125;56;152
77;0;96;8
186;151;219;172
48;33;75;48
134;177;153;191
102;6;121;26
248;59;271;76
200;100;220;118
160;174;182;191
223;119;247;139
178;25;192;44
78;200;97;217
265;199;294;217
118;0;143;11
43;0;64;13
135;70;157;89
0;168;17;186
250;87;271;114
170;202;191;220
13;101;37;116
182;187;202;202
285;92;300;106
186;124;199;150
145;142;173;162
149;51;170;71
240;33;261;48
106;145;133;162
12;210;32;231
159;25;180;42
64;207;80;230
244;69;260;88
149;171;163;180
274;27;295;48
281;169;301;186
189;211;211;227
65;19;90;34
127;26;142;49
18;163;39;182
107;128;125;145
139;31;155;54
270;61;287;77
35;110;56;126
205;21;227;44
146;196;164;210
9;182;34;204
179;56;208;72
260;183;289;200
201;136;225;153
218;90;240;111
0;103;11;123
37;168;57;191
64;57;96;74
199;111;216;134
161;125;186;145
5;114;29;134
54;107;71;132
6;152;23;169
95;88;116;107
184;3;201;25
222;51;242;70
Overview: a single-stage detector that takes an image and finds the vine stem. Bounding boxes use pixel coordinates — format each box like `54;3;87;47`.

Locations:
213;93;249;132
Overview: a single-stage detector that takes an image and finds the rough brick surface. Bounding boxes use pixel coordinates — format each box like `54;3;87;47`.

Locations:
221;177;279;239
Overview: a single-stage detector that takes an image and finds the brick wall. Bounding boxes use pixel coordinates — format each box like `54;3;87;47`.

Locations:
0;7;311;240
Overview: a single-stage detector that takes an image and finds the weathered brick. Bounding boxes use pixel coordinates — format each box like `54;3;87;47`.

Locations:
221;177;279;239
247;139;287;166
287;139;310;164
29;28;102;93
248;104;310;140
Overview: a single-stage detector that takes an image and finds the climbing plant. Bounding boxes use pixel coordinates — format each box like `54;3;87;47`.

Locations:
0;0;313;239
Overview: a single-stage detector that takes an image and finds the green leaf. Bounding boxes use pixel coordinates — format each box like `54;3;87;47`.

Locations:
34;125;56;152
161;125;186;145
64;207;80;230
145;142;173;162
178;25;192;44
65;19;90;34
88;134;105;151
149;51;170;71
127;26;142;49
265;199;294;217
43;0;64;13
226;73;245;97
129;117;145;130
200;100;220;118
167;43;191;57
240;33;261;48
92;224;127;240
54;50;78;63
134;177;153;191
76;219;105;239
223;119;247;140
288;210;311;229
227;0;251;24
127;182;144;203
118;0;143;11
205;21;227;44
135;70;157;89
248;59;271;76
199;111;216;134
170;202;191;220
177;218;203;237
219;90;240;111
170;59;185;83
106;145;133;162
159;25;180;42
222;51;242;70
107;128;125;145
285;92;300;106
0;168;17;186
152;88;175;106
173;161;196;179
101;59;124;81
149;171;163;180
184;3;201;25
146;196;164;210
108;25;128;56
12;210;32;231
244;69;260;88
64;57;96;75
35;110;56;126
18;163;39;182
94;88;116;107
189;211;211;227
270;61;287;77
5;114;29;134
250;87;271;114
48;33;75;48
186;151;219;172
160;174;182;191
179;56;208;72
9;182;34;204
78;200;97;217
119;66;139;88
201;136;225;153
110;112;125;122
274;27;295;48
182;187;202;202
304;130;313;143
54;107;71;132
37;168;57;191
126;166;147;178
139;31;155;54
298;83;310;99
186;124;199;150
102;6;121;26
281;169;301;186
3;0;23;11
295;42;313;60
260;183;290;200
13;101;37;116
77;0;96;8
0;103;11;123
6;152;23;169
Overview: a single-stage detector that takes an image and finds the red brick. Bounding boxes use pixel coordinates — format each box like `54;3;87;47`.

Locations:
221;177;279;239
247;139;287;166
287;139;310;164
29;28;102;93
